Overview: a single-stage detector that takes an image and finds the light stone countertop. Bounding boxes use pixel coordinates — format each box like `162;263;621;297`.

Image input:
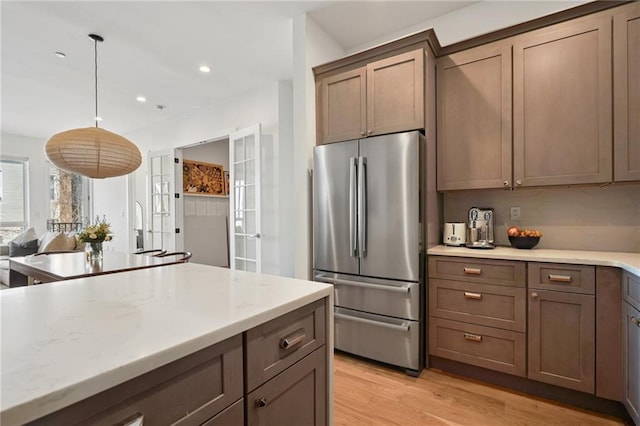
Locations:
0;263;333;425
427;245;640;276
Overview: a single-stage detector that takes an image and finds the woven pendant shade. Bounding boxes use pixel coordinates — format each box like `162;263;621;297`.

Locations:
45;127;142;178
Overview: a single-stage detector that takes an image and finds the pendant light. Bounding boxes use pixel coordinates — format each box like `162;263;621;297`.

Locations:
45;34;142;179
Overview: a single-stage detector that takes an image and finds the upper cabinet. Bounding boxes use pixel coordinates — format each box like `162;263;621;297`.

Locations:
513;15;612;187
436;2;639;191
436;41;512;191
613;2;640;182
316;49;424;145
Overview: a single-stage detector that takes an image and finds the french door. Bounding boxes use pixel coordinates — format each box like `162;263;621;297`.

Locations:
229;125;262;272
147;149;183;252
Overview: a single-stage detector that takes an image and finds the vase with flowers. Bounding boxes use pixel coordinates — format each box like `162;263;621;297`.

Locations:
77;216;113;261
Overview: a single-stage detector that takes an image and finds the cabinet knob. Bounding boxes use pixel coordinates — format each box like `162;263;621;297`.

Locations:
503;180;509;186
367;130;372;135
632;316;640;327
531;292;538;299
516;180;523;186
360;132;365;136
256;397;268;408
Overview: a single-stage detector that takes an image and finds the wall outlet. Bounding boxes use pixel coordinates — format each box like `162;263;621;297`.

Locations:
510;206;521;222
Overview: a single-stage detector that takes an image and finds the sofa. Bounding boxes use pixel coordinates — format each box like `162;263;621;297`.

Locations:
0;227;85;287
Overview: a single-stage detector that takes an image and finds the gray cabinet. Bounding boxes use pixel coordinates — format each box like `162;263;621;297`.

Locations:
527;263;595;393
245;298;328;426
317;49;424;145
31;335;244;425
436;40;512;190
428;256;527;377
513;14;613;187
613;2;640;182
623;271;640;425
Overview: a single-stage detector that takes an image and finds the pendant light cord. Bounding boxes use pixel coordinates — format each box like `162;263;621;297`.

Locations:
94;36;98;128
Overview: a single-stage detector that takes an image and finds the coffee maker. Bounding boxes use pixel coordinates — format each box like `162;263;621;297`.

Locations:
466;207;495;249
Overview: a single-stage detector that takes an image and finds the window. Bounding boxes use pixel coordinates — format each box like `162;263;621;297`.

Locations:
47;164;90;230
0;156;29;243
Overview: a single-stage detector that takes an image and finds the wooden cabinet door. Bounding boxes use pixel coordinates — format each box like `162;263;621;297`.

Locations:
436;41;512;190
513;15;612;187
614;2;640;182
623;302;640;425
317;67;366;144
247;348;326;426
528;289;595;393
366;49;424;137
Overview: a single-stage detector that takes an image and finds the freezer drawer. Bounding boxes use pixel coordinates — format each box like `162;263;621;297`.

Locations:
315;271;420;320
334;307;420;371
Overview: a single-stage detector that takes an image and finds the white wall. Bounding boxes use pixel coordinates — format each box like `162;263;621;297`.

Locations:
292;14;345;279
92;176;129;253
0;133;49;237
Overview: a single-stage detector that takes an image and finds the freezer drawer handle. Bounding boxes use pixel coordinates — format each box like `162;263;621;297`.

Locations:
279;328;306;350
315;275;410;293
463;267;482;275
464;292;482;300
548;274;572;283
335;312;410;332
464;333;483;342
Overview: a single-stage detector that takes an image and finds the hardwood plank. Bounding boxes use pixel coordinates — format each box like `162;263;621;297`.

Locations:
333;352;624;426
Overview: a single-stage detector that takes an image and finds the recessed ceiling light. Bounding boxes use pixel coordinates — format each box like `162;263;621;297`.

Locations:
55;52;66;58
136;96;146;103
199;65;211;73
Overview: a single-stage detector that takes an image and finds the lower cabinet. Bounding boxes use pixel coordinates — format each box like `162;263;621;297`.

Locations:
247;348;326;426
623;270;640;425
527;289;595;393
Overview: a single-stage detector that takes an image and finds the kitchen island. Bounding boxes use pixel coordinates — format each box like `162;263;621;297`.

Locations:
0;263;333;425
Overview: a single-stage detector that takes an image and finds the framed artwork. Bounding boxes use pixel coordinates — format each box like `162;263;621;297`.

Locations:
183;160;225;196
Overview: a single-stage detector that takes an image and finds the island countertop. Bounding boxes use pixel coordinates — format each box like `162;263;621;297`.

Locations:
427;245;640;276
0;263;333;425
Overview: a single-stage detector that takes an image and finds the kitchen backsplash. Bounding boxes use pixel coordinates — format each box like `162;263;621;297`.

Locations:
443;184;640;253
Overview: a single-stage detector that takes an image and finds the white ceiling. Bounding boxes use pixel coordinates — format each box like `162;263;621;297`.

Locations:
1;1;481;141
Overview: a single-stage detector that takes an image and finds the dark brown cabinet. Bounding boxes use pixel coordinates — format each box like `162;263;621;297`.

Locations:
316;49;424;144
527;263;595;393
613;2;640;182
436;40;512;190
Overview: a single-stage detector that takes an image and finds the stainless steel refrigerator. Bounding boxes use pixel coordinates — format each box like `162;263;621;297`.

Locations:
313;130;425;376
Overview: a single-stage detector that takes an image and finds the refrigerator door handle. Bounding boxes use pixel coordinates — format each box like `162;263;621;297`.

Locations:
349;157;358;257
335;312;410;332
314;274;410;293
358;156;367;257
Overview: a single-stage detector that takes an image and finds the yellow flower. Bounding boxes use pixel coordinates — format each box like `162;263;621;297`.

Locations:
89;233;98;239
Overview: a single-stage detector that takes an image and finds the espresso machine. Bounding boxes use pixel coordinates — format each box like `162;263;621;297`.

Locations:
466;207;495;249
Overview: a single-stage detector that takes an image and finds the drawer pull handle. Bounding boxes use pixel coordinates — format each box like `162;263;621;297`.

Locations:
632;316;640;328
280;328;306;350
464;333;482;342
549;274;572;283
463;267;482;275
256;397;268;408
120;414;144;426
464;292;482;300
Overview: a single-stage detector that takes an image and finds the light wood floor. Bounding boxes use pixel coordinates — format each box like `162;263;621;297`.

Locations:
333;352;626;426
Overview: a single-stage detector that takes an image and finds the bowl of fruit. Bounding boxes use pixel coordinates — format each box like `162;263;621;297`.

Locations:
507;226;542;249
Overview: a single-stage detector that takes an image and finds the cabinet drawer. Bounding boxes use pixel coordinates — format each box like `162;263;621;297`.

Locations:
428;256;526;287
246;298;326;392
528;262;595;294
32;335;243;425
429;279;526;332
623;270;640;311
429;318;526;377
